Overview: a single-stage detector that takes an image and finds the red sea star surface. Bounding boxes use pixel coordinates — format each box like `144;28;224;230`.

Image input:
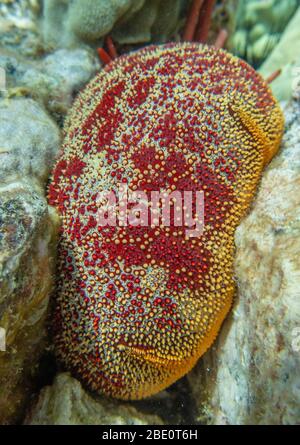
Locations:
48;43;284;399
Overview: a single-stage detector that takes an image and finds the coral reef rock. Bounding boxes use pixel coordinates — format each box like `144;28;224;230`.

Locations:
188;95;300;425
259;6;300;103
229;0;298;68
0;97;60;424
24;373;163;425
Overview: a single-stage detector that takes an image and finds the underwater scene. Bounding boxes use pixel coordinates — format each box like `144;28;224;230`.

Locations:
0;0;299;428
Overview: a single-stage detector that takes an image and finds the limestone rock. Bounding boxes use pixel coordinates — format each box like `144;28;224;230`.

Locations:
24;373;163;425
188;95;300;425
0;182;59;424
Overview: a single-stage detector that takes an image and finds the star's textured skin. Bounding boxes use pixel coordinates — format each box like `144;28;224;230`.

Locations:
48;43;284;400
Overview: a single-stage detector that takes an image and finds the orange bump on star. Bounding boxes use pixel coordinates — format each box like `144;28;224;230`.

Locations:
48;43;284;400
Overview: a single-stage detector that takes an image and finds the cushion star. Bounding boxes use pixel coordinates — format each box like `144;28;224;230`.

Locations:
48;43;284;400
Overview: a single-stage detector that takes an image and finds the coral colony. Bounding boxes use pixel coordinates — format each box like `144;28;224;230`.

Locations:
49;2;284;400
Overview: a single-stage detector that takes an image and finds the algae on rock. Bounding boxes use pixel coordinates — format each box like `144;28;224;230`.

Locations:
0;0;41;56
112;0;185;45
67;0;135;42
112;0;161;44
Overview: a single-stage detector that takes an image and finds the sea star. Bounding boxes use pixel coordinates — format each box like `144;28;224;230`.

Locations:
48;42;284;399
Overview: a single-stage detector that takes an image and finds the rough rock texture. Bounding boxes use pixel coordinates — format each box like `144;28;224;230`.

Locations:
0;97;60;424
229;0;298;68
24;373;163;425
259;7;300;102
188;95;300;425
0;49;100;117
0;182;59;424
0;98;60;185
